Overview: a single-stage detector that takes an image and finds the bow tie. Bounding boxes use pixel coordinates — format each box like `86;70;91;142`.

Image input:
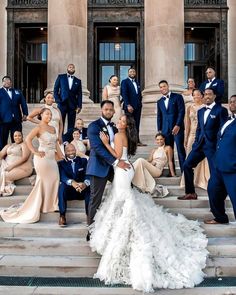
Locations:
106;122;113;127
68;75;74;78
208;80;212;83
163;95;169;101
205;107;211;110
67;158;76;163
228;114;236;120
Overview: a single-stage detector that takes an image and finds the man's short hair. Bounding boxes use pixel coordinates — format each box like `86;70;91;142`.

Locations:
100;100;114;108
204;87;216;95
158;80;168;86
2;75;11;82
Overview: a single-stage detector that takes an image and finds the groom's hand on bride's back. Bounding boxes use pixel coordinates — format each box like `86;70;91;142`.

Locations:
117;160;130;170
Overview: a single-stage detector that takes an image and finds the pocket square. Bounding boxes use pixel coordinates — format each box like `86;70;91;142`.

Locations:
210;114;216;119
14;90;20;95
212;83;217;86
78;168;84;171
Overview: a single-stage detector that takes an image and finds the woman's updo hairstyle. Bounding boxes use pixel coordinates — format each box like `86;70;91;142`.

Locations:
37;107;51;120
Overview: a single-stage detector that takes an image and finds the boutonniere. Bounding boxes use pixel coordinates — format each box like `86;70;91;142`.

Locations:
14;90;20;95
210;114;216;119
102;127;107;132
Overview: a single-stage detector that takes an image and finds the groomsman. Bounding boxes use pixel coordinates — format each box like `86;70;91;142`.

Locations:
121;68;145;146
54;64;82;131
58;144;90;226
157;80;186;172
0;76;28;150
205;95;236;224
199;67;224;104
178;88;228;200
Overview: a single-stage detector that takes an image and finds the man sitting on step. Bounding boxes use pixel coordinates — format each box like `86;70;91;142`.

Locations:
58;144;90;227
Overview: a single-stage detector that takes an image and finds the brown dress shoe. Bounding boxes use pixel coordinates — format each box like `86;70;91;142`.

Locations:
177;193;198;200
204;219;229;225
59;215;67;227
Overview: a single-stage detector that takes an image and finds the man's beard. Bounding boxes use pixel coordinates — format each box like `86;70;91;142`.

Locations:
102;114;113;121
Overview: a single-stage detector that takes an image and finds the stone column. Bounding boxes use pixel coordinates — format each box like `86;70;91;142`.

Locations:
140;0;185;136
228;0;236;97
47;0;90;101
0;0;7;79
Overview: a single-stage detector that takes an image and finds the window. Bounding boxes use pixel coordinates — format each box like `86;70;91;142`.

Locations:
99;42;136;61
26;43;47;62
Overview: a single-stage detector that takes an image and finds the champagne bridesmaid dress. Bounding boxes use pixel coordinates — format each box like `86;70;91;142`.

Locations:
0;132;59;223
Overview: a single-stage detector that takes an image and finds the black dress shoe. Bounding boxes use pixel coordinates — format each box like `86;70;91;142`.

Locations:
86;232;90;242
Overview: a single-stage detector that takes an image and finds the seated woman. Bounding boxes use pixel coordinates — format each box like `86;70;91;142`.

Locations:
132;132;175;195
0;131;33;196
70;129;89;160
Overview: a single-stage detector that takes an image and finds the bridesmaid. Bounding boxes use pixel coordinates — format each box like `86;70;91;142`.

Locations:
0;131;33;196
132;133;175;194
102;75;122;123
182;78;196;106
70;129;89;160
27;92;63;143
181;88;210;190
0;108;64;223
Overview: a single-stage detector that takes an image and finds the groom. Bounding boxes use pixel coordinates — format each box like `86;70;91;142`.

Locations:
86;100;130;238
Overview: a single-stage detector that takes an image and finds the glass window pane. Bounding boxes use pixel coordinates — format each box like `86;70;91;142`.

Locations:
41;43;47;61
110;43;115;60
102;66;115;88
130;43;135;60
120;43;125;60
120;65;130;82
105;43;110;60
99;43;105;60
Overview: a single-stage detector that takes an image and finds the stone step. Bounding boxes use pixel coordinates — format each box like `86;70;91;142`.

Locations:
1;221;236;239
0;254;236;278
2;286;236;295
0;236;236;257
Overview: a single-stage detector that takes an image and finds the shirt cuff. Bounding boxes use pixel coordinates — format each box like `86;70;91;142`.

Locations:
84;179;90;187
67;179;73;186
112;159;119;167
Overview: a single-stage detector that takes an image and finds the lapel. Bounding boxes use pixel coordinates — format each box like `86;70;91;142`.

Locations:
2;88;12;101
205;104;217;126
199;108;205;130
160;96;168;113
65;159;74;176
221;118;236;137
63;74;70;91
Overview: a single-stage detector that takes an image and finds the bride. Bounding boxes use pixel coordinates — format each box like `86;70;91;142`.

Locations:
89;114;208;293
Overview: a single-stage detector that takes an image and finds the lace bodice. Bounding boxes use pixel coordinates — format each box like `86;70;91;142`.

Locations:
38;131;57;152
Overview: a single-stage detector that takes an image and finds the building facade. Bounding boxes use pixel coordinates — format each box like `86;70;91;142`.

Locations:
0;0;235;104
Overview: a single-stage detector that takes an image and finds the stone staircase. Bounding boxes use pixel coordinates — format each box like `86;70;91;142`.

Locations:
0;103;236;294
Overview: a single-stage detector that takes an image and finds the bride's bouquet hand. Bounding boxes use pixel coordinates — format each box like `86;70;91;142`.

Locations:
100;131;109;145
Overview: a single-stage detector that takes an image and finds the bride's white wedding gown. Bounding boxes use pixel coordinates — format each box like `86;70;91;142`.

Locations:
89;147;208;293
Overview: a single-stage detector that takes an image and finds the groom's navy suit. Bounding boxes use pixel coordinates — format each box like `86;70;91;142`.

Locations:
183;103;228;194
58;156;90;216
86;118;117;224
54;73;82;131
157;92;186;172
208;118;236;223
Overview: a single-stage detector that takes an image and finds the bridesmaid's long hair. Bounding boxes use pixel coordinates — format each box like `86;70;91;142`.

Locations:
125;114;138;156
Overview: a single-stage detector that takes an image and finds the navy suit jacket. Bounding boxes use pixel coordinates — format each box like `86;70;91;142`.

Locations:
62;127;88;143
193;104;228;151
54;73;82;109
120;78;142;111
157;92;185;135
0;87;28;123
86;118;116;177
58;156;90;185
214;119;236;173
199;78;224;103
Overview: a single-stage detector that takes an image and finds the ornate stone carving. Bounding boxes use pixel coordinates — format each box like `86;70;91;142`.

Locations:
90;0;143;5
184;0;227;6
8;0;48;7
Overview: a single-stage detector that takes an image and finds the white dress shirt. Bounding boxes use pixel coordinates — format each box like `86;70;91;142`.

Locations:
203;102;216;124
221;115;235;135
68;75;74;90
205;77;215;89
129;77;138;94
101;117;115;143
4;87;12;99
163;92;171;109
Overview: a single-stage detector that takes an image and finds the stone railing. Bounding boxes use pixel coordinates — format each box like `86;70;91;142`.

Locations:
8;0;48;7
184;0;227;6
89;0;143;5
